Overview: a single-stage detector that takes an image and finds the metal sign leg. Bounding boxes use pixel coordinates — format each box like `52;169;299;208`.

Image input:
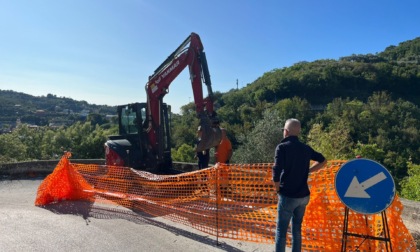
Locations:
341;207;393;252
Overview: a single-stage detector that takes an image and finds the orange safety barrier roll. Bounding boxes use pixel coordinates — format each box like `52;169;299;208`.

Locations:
35;154;417;251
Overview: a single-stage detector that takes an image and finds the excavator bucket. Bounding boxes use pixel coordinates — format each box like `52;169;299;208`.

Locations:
196;113;222;152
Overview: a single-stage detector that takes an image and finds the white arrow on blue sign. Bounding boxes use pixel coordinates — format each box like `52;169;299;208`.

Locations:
335;158;396;215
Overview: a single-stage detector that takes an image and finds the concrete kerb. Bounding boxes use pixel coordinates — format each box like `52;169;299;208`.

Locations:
0;159;106;178
0;160;201;178
400;198;420;222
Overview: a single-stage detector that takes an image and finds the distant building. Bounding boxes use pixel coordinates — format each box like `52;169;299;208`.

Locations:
49;122;66;128
106;115;118;120
35;110;46;115
62;109;73;114
79;109;90;118
28;124;39;130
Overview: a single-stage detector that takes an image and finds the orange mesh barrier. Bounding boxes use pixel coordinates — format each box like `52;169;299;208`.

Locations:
34;153;95;205
35;155;417;251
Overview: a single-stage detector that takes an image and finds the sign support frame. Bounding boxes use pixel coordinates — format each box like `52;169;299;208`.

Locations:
341;206;393;252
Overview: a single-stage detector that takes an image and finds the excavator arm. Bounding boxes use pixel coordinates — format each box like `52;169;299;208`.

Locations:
145;32;221;158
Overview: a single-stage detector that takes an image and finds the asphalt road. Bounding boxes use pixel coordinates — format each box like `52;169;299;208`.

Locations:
0;179;277;252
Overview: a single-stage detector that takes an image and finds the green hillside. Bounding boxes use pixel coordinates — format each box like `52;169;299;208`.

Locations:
217;37;420;113
0;90;116;129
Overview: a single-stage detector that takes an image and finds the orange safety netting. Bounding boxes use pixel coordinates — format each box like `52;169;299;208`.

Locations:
35;155;416;251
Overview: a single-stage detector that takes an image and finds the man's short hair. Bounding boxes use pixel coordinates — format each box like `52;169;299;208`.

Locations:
284;118;301;135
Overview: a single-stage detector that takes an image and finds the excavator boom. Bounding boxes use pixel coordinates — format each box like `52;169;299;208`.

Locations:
145;32;220;157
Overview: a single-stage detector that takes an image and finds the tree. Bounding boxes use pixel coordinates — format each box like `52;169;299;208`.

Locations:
0;132;28;162
87;113;107;126
352;142;385;161
170;112;199;150
171;144;195;163
400;162;420;201
307;119;353;160
234;111;283;163
272;97;313;134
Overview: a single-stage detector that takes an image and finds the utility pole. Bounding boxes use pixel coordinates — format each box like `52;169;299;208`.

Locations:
236;79;238;90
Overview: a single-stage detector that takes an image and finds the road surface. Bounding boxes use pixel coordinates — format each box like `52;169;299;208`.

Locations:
0;179;279;252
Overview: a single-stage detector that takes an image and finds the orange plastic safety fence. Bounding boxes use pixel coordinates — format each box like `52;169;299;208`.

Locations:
34;152;95;205
35;155;416;251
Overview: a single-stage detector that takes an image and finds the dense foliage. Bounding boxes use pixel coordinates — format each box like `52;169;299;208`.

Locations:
0;122;117;163
400;162;420;200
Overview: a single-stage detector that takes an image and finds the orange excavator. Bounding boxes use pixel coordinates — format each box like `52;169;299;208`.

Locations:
104;33;221;174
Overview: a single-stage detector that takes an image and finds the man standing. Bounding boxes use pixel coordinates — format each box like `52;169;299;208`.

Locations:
272;118;326;252
195;126;210;169
214;128;233;164
212;120;233;164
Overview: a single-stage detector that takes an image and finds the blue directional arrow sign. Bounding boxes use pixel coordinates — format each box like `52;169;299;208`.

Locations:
335;158;395;215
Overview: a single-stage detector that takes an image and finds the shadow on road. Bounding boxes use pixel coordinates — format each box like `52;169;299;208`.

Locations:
41;200;245;252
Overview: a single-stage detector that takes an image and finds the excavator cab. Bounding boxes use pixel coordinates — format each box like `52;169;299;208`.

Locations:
105;102;175;174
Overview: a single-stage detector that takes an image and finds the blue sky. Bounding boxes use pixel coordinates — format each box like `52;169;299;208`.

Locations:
1;0;419;114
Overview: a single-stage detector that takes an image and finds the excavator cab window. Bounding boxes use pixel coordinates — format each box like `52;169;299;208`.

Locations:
140;107;147;128
120;105;138;135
